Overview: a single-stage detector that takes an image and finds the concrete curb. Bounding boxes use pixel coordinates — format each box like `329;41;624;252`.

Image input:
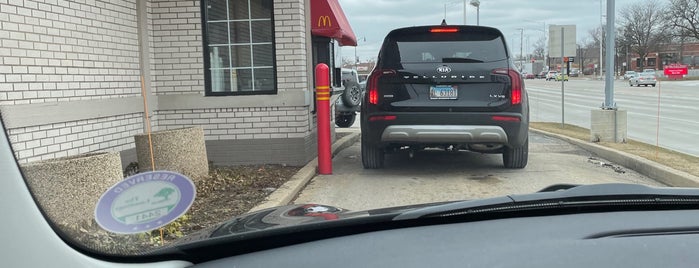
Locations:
530;127;699;187
249;131;361;212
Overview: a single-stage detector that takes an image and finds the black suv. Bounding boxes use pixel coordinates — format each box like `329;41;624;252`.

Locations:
360;25;529;169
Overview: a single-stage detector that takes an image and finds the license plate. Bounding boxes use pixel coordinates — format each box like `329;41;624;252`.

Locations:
429;85;458;100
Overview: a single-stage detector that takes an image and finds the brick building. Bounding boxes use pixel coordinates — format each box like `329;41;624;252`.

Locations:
0;0;357;166
628;42;699;71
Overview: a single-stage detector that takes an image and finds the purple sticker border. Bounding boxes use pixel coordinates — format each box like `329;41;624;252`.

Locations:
94;170;196;234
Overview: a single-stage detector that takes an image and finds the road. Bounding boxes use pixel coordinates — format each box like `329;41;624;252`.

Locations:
527;78;699;156
295;129;664;211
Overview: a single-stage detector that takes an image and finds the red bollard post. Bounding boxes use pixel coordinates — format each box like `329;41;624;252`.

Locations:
315;63;332;174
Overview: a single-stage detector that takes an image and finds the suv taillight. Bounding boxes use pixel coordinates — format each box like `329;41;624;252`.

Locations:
367;69;396;105
492;68;522;105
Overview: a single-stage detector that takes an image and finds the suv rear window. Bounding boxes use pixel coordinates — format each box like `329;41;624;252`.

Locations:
381;32;508;68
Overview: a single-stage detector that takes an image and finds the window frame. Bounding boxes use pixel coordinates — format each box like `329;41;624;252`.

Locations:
201;0;278;96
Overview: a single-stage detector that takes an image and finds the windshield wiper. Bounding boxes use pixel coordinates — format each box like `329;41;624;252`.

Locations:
442;57;484;63
393;183;699;220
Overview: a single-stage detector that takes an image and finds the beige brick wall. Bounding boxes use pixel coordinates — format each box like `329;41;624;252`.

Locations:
7;113;143;163
0;0;141;105
274;0;308;92
150;0;204;95
155;106;310;140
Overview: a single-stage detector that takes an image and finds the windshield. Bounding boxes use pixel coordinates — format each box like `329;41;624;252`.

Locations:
393;34;507;64
2;0;698;260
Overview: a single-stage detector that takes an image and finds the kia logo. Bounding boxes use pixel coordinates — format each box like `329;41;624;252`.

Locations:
436;65;451;74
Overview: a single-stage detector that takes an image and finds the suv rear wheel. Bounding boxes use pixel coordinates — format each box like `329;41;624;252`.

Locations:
503;137;528;168
361;136;384;169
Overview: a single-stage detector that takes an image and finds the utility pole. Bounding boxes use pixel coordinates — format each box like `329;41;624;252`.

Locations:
599;0;604;79
518;28;524;71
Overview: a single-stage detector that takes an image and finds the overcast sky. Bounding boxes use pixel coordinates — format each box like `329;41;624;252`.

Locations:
339;0;640;61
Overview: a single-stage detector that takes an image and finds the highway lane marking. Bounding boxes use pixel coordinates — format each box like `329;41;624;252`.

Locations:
528;87;699;111
527;85;699;103
530;96;699;125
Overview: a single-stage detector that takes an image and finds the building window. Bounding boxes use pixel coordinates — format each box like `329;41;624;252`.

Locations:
202;0;276;95
647;58;656;68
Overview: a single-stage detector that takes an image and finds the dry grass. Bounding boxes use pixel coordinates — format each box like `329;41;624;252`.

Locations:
656;76;699;81
530;122;699;177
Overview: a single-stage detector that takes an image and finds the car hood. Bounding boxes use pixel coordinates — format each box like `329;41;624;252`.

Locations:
165;183;699;249
170;202;447;245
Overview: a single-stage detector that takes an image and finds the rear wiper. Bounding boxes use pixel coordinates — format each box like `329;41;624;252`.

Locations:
393;183;699;220
442;57;484;63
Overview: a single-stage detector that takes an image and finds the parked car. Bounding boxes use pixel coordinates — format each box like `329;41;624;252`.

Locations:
629;73;657;87
569;68;580;77
623;71;637;80
555;73;569;81
545;71;559;81
361;24;529;169
524;72;535;79
335;68;364;128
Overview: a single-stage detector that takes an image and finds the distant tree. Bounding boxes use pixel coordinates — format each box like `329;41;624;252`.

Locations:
342;56;355;68
532;37;546;60
666;0;699;41
615;26;636;70
587;26;605;51
618;0;669;69
583;25;607;68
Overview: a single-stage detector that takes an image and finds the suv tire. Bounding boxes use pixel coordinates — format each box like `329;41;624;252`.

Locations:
503;137;528;169
342;81;362;107
361;136;384;169
335;113;356;128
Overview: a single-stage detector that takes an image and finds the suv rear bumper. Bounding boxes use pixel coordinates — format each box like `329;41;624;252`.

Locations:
362;112;528;148
381;125;508;144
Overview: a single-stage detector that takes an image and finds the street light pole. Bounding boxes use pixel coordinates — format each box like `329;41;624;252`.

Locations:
470;0;480;25
355;37;366;71
599;0;604;79
604;0;616;109
443;1;466;24
516;28;524;71
524;19;547;69
463;0;467;24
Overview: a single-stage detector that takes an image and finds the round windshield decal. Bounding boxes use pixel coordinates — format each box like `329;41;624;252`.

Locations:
95;171;196;234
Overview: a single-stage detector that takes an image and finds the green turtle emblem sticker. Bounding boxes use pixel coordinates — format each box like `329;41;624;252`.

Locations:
95;171;196;234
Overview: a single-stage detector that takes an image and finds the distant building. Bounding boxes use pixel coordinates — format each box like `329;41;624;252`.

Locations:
628;42;699;71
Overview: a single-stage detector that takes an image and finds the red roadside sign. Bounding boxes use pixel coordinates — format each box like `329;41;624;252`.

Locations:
664;64;688;80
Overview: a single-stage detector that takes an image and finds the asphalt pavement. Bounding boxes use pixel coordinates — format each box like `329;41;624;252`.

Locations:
291;81;692;211
527;78;699;156
294;127;664;211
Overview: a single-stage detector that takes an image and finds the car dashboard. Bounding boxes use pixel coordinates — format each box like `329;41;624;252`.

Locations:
192;209;699;268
